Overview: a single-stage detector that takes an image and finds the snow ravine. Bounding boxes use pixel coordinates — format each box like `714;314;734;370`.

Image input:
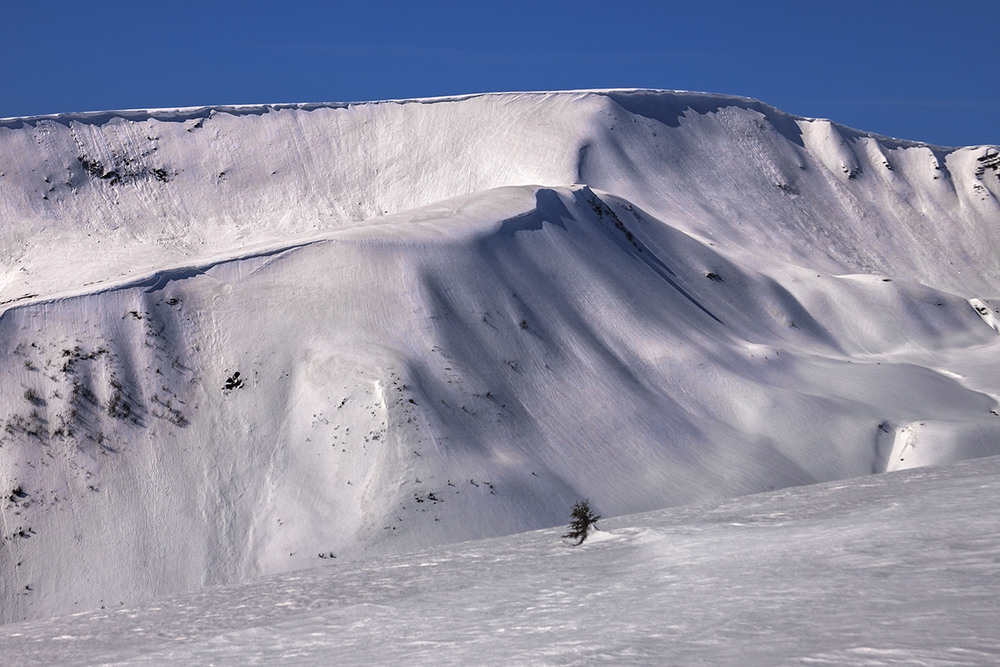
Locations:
0;90;999;626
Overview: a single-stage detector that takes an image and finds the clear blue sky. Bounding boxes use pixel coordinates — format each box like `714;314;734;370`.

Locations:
2;1;996;147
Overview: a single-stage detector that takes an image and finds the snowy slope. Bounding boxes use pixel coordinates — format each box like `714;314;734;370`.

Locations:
1;90;999;623
2;90;998;303
2;454;999;665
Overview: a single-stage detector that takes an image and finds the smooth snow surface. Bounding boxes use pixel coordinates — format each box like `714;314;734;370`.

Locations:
2;455;999;665
1;90;999;626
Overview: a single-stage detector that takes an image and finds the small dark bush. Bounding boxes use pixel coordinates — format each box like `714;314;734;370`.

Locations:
223;371;245;392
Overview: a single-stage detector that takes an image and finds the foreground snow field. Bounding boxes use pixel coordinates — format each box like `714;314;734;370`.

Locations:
2;454;999;665
1;90;999;628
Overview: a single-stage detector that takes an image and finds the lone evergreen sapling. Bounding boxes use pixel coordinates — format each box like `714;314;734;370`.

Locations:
563;499;600;545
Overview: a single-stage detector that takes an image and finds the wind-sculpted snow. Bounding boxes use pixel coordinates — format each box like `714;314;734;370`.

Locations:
0;91;999;624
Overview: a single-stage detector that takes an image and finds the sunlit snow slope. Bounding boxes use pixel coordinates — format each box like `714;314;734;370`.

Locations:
1;90;999;623
4;454;999;665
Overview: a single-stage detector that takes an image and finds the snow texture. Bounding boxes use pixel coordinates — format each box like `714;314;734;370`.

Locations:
0;90;999;635
1;454;998;664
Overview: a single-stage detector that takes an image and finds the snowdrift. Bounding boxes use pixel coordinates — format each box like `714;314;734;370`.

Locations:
1;90;999;622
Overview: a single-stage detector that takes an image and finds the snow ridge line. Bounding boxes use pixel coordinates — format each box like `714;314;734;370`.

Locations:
0;89;734;127
0;239;318;318
0;184;557;317
0;88;964;150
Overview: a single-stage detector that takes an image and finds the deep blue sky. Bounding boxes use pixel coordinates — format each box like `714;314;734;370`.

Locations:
2;1;996;146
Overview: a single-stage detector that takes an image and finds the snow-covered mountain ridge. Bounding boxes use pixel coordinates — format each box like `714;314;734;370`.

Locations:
1;90;999;623
3;89;998;303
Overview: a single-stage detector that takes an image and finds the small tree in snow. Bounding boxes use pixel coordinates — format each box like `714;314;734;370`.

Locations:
562;499;600;545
